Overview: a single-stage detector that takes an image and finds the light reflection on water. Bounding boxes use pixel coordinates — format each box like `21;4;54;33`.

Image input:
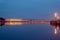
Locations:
0;24;60;40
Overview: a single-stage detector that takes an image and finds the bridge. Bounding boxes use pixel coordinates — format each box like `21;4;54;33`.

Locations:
0;12;60;34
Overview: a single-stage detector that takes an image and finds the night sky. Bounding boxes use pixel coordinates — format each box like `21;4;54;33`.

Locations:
0;0;60;40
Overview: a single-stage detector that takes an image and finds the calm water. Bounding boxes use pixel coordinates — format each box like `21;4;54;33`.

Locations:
0;24;60;40
0;0;60;40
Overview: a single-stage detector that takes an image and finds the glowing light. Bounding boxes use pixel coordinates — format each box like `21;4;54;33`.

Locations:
54;12;58;17
54;28;57;34
54;27;59;35
5;18;23;21
54;12;59;20
5;18;25;25
5;21;23;25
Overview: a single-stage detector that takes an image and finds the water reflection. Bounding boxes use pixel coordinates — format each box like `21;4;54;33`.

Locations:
54;26;59;35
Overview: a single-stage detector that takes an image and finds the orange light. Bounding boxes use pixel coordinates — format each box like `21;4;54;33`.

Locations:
5;18;25;25
5;18;23;21
5;21;23;25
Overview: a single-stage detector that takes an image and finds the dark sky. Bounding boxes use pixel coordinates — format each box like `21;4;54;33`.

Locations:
0;0;60;40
